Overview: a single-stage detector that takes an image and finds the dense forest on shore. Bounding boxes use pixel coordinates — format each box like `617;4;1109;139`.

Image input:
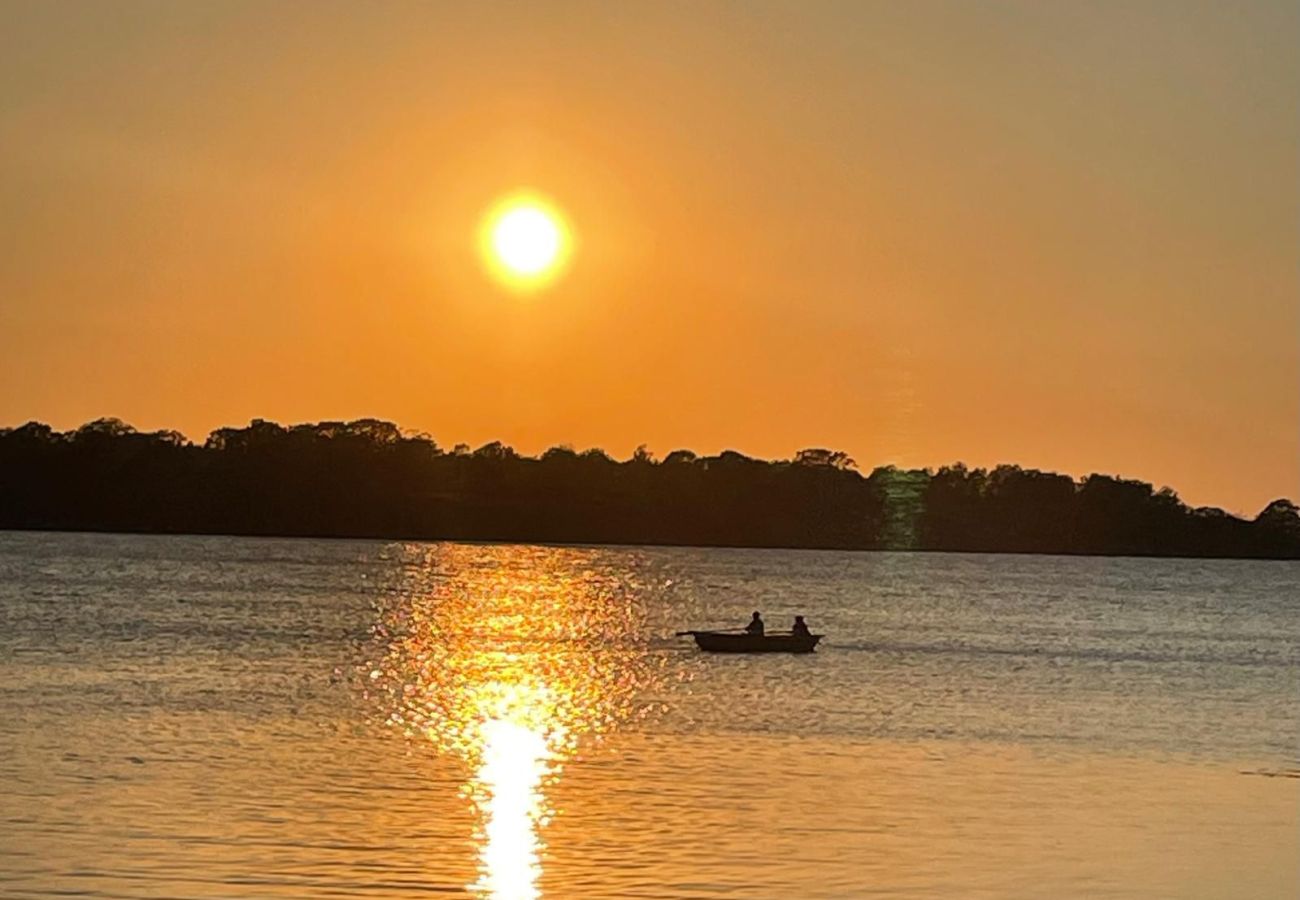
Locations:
0;417;1296;559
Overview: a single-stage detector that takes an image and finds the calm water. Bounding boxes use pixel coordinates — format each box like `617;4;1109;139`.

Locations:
0;532;1296;899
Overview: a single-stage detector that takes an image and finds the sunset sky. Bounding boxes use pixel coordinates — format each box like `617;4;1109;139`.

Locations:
0;1;1295;514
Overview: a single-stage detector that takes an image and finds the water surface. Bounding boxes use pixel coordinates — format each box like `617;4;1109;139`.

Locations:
0;532;1295;898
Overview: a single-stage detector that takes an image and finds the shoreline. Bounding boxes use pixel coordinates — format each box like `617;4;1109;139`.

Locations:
3;526;1299;563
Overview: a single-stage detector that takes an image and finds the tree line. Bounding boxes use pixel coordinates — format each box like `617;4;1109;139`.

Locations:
0;417;1296;559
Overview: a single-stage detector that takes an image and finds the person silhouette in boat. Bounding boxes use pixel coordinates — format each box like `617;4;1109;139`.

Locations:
744;611;765;636
791;615;811;637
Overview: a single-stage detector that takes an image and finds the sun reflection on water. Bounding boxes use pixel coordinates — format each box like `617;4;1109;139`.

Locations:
363;544;665;898
473;718;548;900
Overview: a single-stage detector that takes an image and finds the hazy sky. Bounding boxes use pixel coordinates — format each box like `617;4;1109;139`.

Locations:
1;1;1295;513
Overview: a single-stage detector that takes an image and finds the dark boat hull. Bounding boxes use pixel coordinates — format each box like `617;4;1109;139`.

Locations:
691;632;822;653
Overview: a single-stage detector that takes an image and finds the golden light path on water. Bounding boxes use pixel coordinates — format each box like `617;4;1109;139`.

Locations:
475;719;548;899
364;544;667;899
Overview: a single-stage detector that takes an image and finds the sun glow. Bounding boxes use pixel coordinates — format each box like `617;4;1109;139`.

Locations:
481;193;572;291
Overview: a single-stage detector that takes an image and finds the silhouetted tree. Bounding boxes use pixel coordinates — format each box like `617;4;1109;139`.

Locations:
795;448;857;471
473;441;518;461
0;417;1294;558
1254;499;1300;557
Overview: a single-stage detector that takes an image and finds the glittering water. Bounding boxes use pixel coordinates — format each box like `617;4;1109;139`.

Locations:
0;532;1295;898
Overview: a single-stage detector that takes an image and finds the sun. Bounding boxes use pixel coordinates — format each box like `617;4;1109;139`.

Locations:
480;192;572;291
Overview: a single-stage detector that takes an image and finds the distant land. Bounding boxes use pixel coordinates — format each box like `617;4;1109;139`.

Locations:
1;418;1296;559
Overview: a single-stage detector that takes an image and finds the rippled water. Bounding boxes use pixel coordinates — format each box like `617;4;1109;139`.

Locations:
0;532;1295;898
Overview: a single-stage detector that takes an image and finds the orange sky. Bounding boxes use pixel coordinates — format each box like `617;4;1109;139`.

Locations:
0;2;1295;515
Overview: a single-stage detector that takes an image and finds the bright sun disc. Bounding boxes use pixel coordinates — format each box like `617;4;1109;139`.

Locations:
481;194;572;290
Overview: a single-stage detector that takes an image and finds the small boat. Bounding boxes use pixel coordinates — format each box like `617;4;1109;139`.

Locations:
681;630;822;654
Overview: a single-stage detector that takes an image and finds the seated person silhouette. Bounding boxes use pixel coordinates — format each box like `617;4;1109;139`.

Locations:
791;615;811;637
744;611;765;636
